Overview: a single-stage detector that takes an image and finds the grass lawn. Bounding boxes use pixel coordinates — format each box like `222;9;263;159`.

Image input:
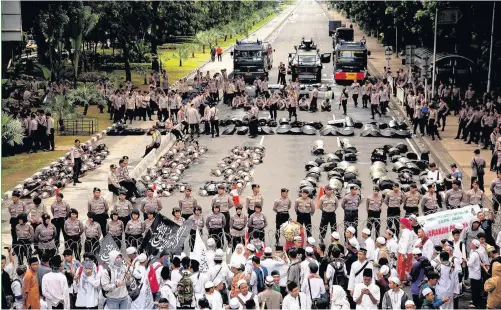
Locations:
1;106;112;192
107;12;278;85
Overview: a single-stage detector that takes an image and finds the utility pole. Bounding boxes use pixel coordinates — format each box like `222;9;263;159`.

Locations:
487;2;496;93
431;7;438;101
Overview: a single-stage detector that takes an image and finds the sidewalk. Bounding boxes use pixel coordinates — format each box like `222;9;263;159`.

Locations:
321;5;495;200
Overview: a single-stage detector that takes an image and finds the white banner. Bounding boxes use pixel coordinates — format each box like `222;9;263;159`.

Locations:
417;205;481;245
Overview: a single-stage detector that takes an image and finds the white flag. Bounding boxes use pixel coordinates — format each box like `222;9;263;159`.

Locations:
191;229;209;273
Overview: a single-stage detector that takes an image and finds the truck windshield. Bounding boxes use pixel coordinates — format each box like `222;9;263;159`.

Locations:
337;29;354;41
338;50;365;59
298;55;316;63
234;50;262;58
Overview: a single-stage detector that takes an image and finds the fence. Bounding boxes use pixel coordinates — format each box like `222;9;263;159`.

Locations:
57;117;99;136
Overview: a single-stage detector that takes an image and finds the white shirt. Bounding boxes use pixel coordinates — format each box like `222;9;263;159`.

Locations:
348;260;375;291
325;261;348;285
236;292;259;310
159;281;177;310
467;250;481;280
436;263;460;299
398;229;412;254
261;258;285;280
384;289;405;310
415;238;435;261
282;292;310;310
300;258;319;286
386;238;398;258
353;282;380;310
206;291;223;310
209;264;231;286
452;240;467;261
74;269;100;308
363;237;376;261
171;269;182;289
427;170;442;183
192;271;210;301
11;278;23;309
42;271;70;309
300;277;325;303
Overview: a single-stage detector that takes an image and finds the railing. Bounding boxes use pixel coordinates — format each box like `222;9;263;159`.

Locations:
57;117;98;136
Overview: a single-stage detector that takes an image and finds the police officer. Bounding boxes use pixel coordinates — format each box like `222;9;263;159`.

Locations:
84;212;102;254
365;186;383;237
70;139;84;186
467;107;484;144
34;214;57;258
188;206;204;251
206;204;226;249
310;86;318;112
384;183;405;237
249;104;259;138
16;213;34;265
402;184;421;216
247;204;267;241
8;190;27;246
212;184;233;243
63;209;83;259
318;185;338;241
180;186;198;220
351;79;360;107
273;188;291;244
295;189;315;237
140;188;163;219
342;186;361;229
428;105;441;140
112;190;133;228
51;193;70;248
125;209;144;249
490;171;501;211
246;184;263;217
107;212;124;249
287;95;298;122
88;187;109;237
420;184;442;214
230;205;248;251
444;180;464;210
466;180;486;206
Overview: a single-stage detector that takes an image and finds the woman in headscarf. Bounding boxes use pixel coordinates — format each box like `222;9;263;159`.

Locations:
74;258;100;309
330;285;350;310
230;244;246;267
397;218;414;283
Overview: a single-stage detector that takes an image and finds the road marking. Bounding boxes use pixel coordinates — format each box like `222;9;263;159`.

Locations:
332;114;336;120
260;136;265;146
337;137;340;147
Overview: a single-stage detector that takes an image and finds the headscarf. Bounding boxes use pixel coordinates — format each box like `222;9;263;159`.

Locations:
80;261;97;294
330;285;351;309
230;244;246;267
400;218;412;231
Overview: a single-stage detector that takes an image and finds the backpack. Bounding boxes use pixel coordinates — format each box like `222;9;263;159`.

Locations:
148;263;163;294
330;261;348;289
254;266;268;293
177;271;195;306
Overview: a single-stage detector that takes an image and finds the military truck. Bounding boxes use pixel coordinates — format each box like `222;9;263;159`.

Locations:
232;39;274;82
287;38;331;83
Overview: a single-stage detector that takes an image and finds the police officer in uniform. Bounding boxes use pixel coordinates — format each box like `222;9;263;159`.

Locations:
107;212;124;249
402;184;421;216
466;180;486;206
384;183;405;237
444;180;464;210
34;213;57;257
16;213;34;265
310;86;319;112
188;206;204;251
246;184;263;217
140;188;163;219
490;171;501;211
455;107;468;139
8;190;27;246
88;188;109;237
51;193;70;248
273;188;291;244
206;204;226;249
249;104;259;138
179;186;198;220
112;190;133;228
341;186;361;229
212;184;233;243
70;139;85;186
230;205;248;250
84;212;102;254
63;209;83;259
428;105;441;140
318;185;338;241
295;189;315;237
247;204;267;241
365;186;383;238
420;184;442;214
125;210;144;249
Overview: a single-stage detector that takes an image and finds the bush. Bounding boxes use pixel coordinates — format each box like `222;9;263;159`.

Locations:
1;112;25;146
78;72;110;83
99;62;151;72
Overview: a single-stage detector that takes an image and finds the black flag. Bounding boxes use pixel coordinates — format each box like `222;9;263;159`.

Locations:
141;214;193;257
97;234;120;268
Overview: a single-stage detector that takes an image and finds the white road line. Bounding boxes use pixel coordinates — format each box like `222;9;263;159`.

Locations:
337;137;340;147
332;114;336;120
260;136;265;146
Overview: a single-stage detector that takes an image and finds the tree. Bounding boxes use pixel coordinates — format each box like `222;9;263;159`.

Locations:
186;43;198;58
172;45;190;67
68;2;99;87
1;112;25;147
44;95;76;129
195;31;212;54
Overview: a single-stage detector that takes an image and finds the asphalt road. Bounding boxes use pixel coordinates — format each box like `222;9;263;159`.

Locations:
159;0;421;249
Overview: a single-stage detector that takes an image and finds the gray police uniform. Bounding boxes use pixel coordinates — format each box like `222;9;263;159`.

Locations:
318;195;338;240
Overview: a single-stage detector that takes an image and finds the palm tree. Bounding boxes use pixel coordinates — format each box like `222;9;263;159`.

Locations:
195;31;212;54
185;44;198;58
172;45;190;67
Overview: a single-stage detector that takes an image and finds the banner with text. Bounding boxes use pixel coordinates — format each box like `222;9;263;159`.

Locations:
417;205;481;245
